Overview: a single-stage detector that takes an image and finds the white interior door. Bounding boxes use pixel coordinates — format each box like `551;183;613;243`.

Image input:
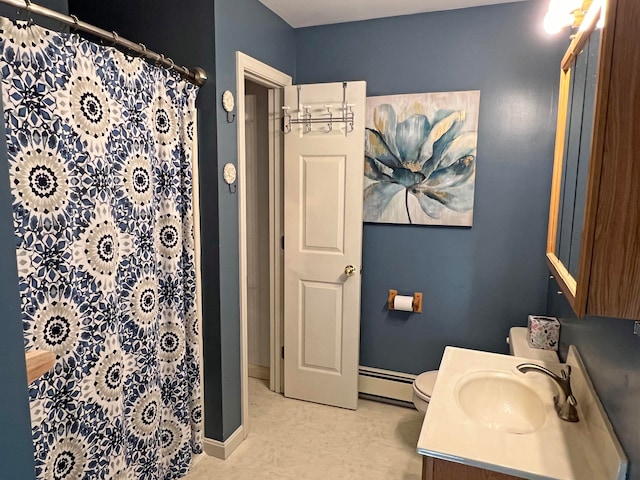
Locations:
283;81;366;410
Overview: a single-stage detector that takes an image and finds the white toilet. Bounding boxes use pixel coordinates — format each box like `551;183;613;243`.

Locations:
411;327;559;413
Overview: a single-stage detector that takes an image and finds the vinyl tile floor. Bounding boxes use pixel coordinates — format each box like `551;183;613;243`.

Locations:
185;377;424;480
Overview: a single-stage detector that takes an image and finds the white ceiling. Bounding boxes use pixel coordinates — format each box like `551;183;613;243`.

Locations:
259;0;529;28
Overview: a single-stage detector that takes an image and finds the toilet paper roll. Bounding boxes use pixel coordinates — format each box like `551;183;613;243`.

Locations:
393;295;414;312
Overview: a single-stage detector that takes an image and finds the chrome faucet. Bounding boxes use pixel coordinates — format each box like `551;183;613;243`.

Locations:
516;363;579;422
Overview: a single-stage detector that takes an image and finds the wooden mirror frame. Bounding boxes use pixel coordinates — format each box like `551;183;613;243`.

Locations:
546;1;609;317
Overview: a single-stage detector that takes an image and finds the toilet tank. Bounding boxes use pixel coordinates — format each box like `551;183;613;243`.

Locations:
508;327;559;362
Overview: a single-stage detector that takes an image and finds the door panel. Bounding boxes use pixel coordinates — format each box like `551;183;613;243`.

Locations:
283;81;366;410
300;280;343;373
301;155;345;253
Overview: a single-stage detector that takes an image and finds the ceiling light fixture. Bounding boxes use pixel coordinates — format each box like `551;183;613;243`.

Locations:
543;0;604;35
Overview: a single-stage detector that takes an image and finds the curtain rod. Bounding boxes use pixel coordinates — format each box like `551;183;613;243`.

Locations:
0;0;208;86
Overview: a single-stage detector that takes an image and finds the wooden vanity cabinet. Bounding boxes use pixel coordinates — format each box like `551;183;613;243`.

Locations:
422;457;524;480
547;0;640;319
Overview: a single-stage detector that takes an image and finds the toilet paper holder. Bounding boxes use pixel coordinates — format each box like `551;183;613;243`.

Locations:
387;289;423;313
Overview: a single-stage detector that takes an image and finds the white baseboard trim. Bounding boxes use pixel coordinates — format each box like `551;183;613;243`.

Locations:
358;366;417;404
203;425;246;460
248;364;270;381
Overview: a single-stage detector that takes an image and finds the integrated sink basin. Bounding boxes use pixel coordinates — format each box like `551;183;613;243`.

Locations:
417;347;628;479
455;371;547;434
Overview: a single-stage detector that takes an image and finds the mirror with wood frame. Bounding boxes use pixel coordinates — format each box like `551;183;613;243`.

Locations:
546;1;603;317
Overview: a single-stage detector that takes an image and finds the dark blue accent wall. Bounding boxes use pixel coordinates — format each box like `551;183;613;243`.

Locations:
547;281;640;479
0;3;68;479
0;84;36;480
295;0;566;374
213;0;295;439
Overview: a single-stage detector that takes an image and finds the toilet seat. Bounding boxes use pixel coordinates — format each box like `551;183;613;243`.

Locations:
413;370;438;401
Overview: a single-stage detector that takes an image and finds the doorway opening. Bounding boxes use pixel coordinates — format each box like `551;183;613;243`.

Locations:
244;79;271;384
236;52;292;436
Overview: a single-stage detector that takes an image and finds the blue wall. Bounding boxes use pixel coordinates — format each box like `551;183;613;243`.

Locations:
548;281;640;479
0;86;36;480
0;3;69;479
213;0;295;439
295;0;566;374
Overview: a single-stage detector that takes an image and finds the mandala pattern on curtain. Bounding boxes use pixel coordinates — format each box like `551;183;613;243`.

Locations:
0;18;202;480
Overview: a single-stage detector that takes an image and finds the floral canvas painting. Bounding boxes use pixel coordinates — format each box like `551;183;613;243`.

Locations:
364;91;480;226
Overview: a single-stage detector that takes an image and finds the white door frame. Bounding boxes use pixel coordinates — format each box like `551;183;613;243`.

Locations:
236;52;292;432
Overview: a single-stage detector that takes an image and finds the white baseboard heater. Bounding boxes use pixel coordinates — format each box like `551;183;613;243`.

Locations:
358;366;416;406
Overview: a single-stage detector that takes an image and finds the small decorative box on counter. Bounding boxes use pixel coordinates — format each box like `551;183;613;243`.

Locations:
527;315;560;351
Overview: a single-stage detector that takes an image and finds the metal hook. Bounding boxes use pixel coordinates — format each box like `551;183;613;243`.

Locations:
229;183;237;194
167;57;175;70
134;44;148;64
111;31;119;46
282;106;292;134
324;105;333;132
346;103;355;134
302;105;312;134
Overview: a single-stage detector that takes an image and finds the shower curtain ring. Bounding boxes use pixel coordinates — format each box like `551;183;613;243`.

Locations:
24;0;34;25
111;31;119;46
167;57;175;70
70;14;79;31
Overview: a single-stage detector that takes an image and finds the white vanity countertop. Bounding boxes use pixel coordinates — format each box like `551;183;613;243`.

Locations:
416;346;627;480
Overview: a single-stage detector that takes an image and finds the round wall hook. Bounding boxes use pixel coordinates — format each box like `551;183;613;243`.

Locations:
223;162;237;194
222;90;236;123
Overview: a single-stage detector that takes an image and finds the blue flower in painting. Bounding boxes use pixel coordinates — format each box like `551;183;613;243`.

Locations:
364;104;477;224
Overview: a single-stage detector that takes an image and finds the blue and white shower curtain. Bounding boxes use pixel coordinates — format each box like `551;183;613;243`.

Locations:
0;18;202;480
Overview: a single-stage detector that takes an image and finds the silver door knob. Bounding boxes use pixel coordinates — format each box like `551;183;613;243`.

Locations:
344;265;356;277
